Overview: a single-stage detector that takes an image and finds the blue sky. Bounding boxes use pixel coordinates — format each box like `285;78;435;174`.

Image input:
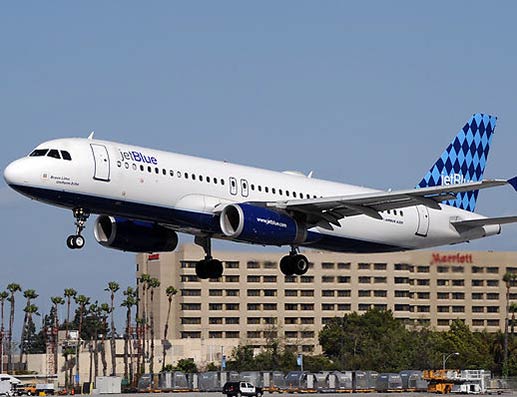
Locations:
1;1;517;332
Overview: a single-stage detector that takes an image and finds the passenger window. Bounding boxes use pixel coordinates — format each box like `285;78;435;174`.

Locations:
199;175;203;182
293;192;297;198
401;211;404;216
206;176;210;183
214;178;217;184
192;174;196;180
47;149;61;159
221;179;225;185
125;162;129;169
184;172;188;179
306;194;310;199
286;191;290;197
251;184;255;191
132;164;137;170
155;167;159;174
29;149;49;157
265;187;269;193
177;171;181;178
272;188;276;194
258;186;262;192
148;166;152;173
279;189;283;195
162;169;166;175
140;165;144;171
170;170;174;176
61;150;72;160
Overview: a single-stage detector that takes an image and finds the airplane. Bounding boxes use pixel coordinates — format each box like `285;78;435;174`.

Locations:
4;113;517;279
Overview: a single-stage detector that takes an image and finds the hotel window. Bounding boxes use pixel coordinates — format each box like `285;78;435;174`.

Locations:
452;306;465;313
300;290;314;297
226;331;239;338
437;266;449;273
225;317;239;324
417;279;430;286
322;262;335;269
181;331;201;338
472;293;483;300
209;331;223;338
394;304;409;311
417;305;430;312
209;289;223;296
437;306;449;312
472;266;483;273
395;277;409;284
373;304;387;310
358;304;371;311
338;276;351;283
301;331;315;338
358;290;371;297
337;290;351;297
472;306;484;313
417;266;430;273
247;275;260;282
247;290;260;297
374;276;387;283
247;331;261;338
472;280;484;287
263;261;277;269
395;290;409;297
181;317;201;324
338;262;351;269
181;289;201;296
322;304;335;310
322;276;335;283
437;319;450;326
285;331;298;338
285;317;298;324
452;266;464;273
472;319;485;326
247;317;260;324
247;303;260;310
209;317;223;324
338;303;351;311
487;293;500;300
226;289;239;296
452;279;465;286
486;267;499;274
285;290;298;297
225;303;240;310
437;279;448;286
264;289;277;297
437;292;449;299
374;263;387;270
263;303;277;310
322;290;335;297
487;280;499;287
225;275;239;282
225;261;239;268
263;317;277;324
301;276;314;283
247;261;260;269
359;276;371;284
487;306;499;313
358;263;371;270
301;304;314;310
263;275;277;282
301;317;314;324
452;292;465;299
417;292;430;299
285;304;298;311
487;320;500;326
374;290;387;297
209;303;223;310
181;303;201;310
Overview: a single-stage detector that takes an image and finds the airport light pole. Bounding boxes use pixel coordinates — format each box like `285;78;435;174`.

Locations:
442;352;459;370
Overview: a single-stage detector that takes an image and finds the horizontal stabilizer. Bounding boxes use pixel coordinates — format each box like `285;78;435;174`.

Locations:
451;215;517;229
507;176;517;192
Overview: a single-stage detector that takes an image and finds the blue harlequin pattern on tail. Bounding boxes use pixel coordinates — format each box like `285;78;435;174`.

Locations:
417;113;496;212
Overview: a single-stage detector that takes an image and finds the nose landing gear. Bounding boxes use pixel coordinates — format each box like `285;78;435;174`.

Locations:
66;208;90;249
280;247;309;276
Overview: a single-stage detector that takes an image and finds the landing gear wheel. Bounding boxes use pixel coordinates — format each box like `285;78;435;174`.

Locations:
66;235;76;249
196;258;224;279
74;235;85;249
280;255;294;276
195;259;210;279
292;254;309;275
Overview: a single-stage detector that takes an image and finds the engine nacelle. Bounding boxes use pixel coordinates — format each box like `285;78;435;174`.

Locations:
94;215;178;253
219;203;306;246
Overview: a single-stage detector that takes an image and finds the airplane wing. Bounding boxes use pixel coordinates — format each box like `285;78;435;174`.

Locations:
264;178;515;229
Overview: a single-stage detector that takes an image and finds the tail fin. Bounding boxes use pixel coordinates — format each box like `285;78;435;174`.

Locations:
417;113;497;212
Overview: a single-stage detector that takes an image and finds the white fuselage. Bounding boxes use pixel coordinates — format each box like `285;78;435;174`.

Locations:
4;137;498;253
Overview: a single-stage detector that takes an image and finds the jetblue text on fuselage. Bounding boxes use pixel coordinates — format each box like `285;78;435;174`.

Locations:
118;149;158;165
441;172;471;186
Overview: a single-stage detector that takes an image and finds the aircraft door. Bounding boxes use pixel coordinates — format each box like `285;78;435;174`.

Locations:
415;205;429;237
229;177;238;195
240;179;249;197
90;144;110;182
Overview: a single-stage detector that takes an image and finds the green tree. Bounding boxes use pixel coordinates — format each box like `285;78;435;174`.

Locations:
63;288;77;337
105;281;119;376
148;277;160;374
50;296;65;374
20;303;40;363
138;273;151;373
0;290;8;371
121;287;137;383
503;271;517;376
7;282;21;372
19;289;38;363
74;294;90;383
175;358;197;373
162;286;178;370
227;345;255;371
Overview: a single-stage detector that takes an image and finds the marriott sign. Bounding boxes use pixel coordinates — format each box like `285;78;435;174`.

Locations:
431;253;473;264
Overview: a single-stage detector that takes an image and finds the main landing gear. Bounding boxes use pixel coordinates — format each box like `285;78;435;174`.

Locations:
194;236;223;279
66;208;90;249
279;247;309;276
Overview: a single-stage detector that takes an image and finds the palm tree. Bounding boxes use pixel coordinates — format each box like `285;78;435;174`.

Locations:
50;296;65;374
64;288;77;338
161;286;178;370
138;273;151;373
105;281;119;376
0;290;8;372
99;303;111;377
74;294;90;385
148;277;160;374
503;271;516;376
87;302;101;382
121;287;137;383
21;303;39;364
510;302;517;335
7;283;21;373
19;289;38;363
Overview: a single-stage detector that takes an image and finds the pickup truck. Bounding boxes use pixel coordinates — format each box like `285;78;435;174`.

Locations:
222;381;263;397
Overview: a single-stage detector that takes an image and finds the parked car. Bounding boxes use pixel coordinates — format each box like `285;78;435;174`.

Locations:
223;381;263;397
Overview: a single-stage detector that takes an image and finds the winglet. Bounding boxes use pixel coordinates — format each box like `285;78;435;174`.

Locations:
508;176;517;192
88;131;95;140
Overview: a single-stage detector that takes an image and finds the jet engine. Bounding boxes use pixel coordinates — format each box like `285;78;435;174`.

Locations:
219;203;306;245
93;215;178;253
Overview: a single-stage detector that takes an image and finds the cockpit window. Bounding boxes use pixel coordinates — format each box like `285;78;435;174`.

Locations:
61;150;72;160
47;149;61;159
29;149;49;157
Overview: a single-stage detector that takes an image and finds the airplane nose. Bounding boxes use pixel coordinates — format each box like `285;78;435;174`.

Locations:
3;159;25;186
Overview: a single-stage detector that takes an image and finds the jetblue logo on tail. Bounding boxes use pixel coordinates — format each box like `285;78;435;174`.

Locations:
417;113;496;212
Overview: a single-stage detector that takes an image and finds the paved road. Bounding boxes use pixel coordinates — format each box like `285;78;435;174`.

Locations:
86;393;515;397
